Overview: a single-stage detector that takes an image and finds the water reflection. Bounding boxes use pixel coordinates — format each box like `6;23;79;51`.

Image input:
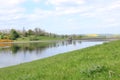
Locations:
0;41;82;54
0;43;12;48
0;40;103;68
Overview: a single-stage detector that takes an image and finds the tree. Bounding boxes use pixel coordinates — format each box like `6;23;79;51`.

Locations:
22;27;27;37
10;29;20;40
34;27;46;36
28;29;34;36
0;34;4;39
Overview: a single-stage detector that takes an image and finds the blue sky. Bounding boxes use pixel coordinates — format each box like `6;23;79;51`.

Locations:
0;0;120;34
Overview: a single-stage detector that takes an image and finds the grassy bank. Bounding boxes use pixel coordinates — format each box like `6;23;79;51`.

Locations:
15;36;65;42
0;40;120;80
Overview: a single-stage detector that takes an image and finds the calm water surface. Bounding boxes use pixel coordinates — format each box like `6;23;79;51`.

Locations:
0;40;104;68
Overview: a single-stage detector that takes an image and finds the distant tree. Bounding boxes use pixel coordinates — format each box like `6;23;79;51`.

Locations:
24;32;28;37
34;28;39;36
0;34;4;39
28;29;34;36
22;27;26;37
10;29;20;40
34;27;46;36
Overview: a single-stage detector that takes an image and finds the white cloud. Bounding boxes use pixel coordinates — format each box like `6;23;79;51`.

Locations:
109;0;120;10
32;0;41;3
0;0;26;8
55;6;93;16
81;12;95;17
81;0;120;20
0;7;25;15
67;19;74;22
46;0;85;6
26;8;53;21
0;0;26;23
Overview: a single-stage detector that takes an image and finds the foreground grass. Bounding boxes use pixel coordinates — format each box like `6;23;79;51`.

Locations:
0;40;120;80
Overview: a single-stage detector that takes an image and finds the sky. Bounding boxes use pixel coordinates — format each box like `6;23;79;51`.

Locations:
0;0;120;34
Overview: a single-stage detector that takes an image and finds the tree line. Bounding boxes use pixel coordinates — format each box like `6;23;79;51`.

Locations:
0;28;63;40
0;28;84;41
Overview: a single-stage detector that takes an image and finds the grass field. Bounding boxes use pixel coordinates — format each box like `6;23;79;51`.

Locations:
0;40;120;80
15;36;64;42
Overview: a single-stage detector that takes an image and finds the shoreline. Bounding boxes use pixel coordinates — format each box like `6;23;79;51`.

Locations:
0;40;65;44
0;38;118;44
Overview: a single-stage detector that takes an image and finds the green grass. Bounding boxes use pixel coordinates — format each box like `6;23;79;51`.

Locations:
15;36;65;42
0;40;120;80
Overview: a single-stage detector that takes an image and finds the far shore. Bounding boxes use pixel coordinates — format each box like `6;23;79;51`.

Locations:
80;38;120;41
0;40;61;44
0;38;119;44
